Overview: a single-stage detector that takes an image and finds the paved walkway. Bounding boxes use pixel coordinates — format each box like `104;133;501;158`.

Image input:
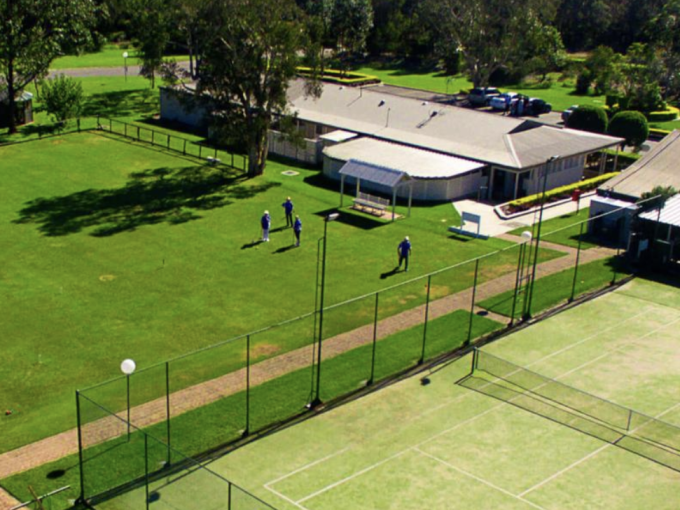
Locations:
48;61;191;80
0;239;616;489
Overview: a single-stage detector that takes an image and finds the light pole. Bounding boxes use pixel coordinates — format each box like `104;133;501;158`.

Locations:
524;155;560;320
122;51;129;82
120;358;136;438
311;212;340;407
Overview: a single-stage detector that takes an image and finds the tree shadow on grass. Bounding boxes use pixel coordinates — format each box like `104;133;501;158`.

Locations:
82;89;159;118
14;165;281;237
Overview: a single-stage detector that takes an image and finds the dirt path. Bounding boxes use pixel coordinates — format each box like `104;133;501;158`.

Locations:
0;242;617;488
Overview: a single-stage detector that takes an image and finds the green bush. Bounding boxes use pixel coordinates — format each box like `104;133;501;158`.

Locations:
508;172;619;210
608;110;649;147
646;106;680;123
566;104;608;133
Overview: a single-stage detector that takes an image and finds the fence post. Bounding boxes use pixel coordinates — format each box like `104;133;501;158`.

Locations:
165;362;171;466
151;130;155;146
199;145;202;159
612;245;621;285
183;140;187;155
510;242;527;327
77;118;81;132
76;391;86;503
109;118;112;132
167;134;170;149
124;123;127;138
231;152;234;168
137;126;140;141
228;482;233;510
368;292;379;385
466;260;480;346
244;334;251;436
144;435;150;510
419;276;432;364
214;146;218;159
570;222;585;302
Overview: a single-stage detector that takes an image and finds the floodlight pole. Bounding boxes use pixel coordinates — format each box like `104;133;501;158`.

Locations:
123;51;129;82
311;213;339;407
524;155;559;320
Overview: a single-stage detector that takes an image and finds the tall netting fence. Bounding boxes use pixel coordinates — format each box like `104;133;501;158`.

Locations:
77;197;656;506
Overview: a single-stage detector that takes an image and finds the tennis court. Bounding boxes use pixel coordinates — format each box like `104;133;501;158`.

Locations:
101;277;680;509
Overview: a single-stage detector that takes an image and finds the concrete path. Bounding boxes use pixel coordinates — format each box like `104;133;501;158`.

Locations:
48;61;191;79
0;238;616;488
452;195;593;238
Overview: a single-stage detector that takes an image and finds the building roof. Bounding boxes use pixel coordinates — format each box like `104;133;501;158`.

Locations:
319;130;357;143
288;80;621;171
324;138;485;179
600;131;680;200
339;160;407;187
639;194;680;227
0;90;33;103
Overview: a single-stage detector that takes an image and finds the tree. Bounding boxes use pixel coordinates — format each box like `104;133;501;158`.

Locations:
608;110;649;148
525;24;567;81
639;185;678;211
420;0;558;88
124;0;178;88
581;45;621;95
331;0;373;65
0;0;97;133
197;0;319;177
39;75;84;124
565;104;608;133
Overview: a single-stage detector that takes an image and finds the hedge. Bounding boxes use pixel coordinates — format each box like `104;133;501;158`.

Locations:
295;67;380;86
649;128;672;139
508;172;619;209
646;106;680;123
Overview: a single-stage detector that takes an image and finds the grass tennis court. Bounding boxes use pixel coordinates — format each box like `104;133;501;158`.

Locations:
102;277;680;509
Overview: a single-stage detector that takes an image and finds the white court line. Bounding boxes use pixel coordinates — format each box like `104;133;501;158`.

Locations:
415;448;547;510
517;444;610;498
265;484;311;510
265;448;350;487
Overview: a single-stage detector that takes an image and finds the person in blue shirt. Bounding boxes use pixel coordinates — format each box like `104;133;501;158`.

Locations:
293;215;302;246
397;236;411;271
261;210;271;242
282;197;294;227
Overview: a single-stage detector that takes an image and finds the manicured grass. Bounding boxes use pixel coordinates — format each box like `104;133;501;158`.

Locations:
0;130;545;454
1;309;502;509
353;61;606;112
478;256;629;318
507;208;598;250
50;44;189;70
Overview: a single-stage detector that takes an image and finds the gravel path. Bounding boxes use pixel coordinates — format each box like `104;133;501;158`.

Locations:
0;240;617;490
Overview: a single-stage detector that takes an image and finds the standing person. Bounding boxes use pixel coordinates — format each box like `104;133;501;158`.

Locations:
293;215;302;247
261;210;271;242
282;197;294;227
397;236;412;272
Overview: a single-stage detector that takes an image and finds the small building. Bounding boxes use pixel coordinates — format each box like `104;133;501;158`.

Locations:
0;91;34;129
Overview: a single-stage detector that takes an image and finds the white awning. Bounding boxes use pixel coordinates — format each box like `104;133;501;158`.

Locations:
338;160;407;188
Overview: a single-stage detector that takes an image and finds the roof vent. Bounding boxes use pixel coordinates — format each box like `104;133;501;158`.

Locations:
378;100;386;107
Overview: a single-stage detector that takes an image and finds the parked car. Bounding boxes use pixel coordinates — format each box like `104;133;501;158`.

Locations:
562;105;578;123
468;87;502;106
528;98;552;115
490;92;518;111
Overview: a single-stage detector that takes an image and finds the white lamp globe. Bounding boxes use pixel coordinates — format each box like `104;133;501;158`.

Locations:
122;51;129;59
120;359;136;375
521;231;533;242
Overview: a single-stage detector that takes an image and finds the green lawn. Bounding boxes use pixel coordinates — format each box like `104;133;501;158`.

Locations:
353;61;606;112
50;44;189;70
507;208;598;250
0;130;544;455
2;309;502;510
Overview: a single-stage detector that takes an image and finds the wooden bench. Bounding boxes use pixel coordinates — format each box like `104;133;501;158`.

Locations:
353;194;389;216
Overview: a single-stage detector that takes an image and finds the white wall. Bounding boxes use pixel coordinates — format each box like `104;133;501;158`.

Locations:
523;155;585;196
268;131;321;165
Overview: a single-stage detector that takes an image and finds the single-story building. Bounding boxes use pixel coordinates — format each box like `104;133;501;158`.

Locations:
0;90;34;129
160;81;623;202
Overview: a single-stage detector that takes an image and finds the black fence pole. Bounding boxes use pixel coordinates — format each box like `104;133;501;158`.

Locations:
570;222;585;302
466;260;480;346
151;130;155;146
124;123;127;138
183;140;187;155
214;146;218;159
199;145;202;159
368;292;379;385
419;276;432;364
109;118;112;132
228;482;233;510
144;435;150;510
77;118;81;132
245;334;251;436
137;126;140;141
165;362;171;466
510;242;526;327
76;391;86;503
167;134;171;149
231;152;234;168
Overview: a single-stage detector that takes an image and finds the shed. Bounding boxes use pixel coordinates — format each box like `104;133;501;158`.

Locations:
0;91;34;129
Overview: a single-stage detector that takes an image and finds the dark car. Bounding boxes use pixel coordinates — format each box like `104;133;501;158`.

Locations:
528;98;552;115
562;105;578;123
468;87;502;106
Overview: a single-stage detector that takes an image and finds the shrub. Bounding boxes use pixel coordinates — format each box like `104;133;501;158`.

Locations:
37;74;84;124
646;106;680;123
508;172;619;210
575;71;591;94
295;67;380;86
608;111;649;147
565;104;608;134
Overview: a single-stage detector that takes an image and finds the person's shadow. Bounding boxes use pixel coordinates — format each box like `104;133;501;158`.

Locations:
273;245;296;254
241;240;261;250
380;267;402;279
